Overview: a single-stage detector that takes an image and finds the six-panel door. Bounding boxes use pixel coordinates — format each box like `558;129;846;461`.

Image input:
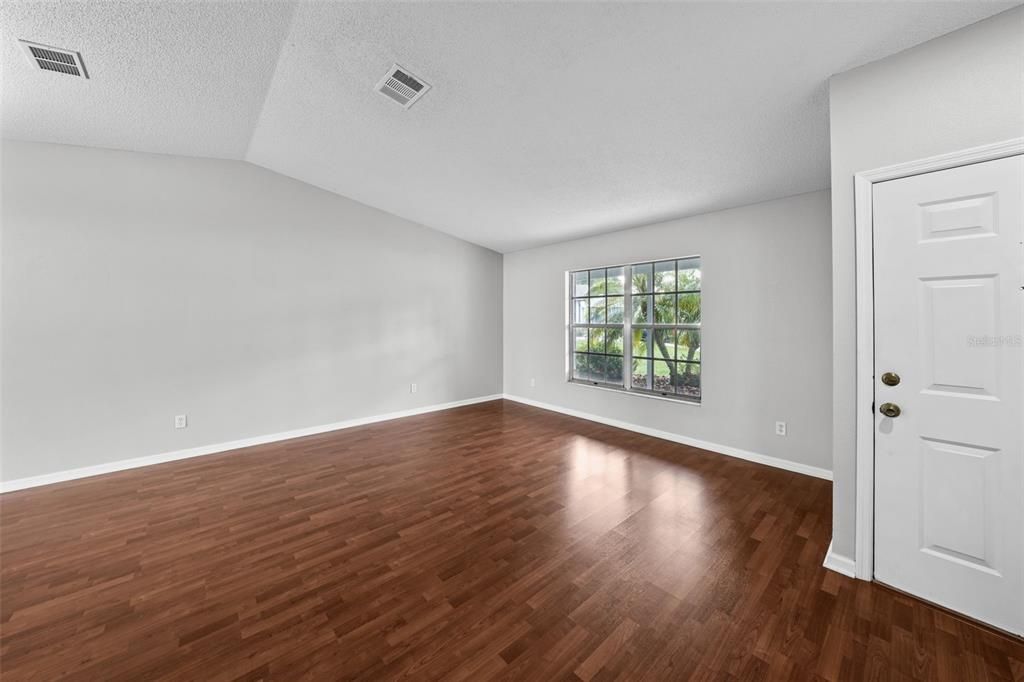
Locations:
873;155;1023;635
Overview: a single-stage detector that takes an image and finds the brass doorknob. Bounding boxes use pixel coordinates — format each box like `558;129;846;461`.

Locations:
879;402;901;418
881;372;901;386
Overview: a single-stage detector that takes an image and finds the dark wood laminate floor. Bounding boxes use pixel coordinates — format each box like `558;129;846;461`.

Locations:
2;400;1022;681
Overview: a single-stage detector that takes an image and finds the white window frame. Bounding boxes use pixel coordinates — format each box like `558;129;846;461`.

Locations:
566;255;702;404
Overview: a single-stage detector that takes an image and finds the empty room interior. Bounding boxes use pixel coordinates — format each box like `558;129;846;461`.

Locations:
2;1;1023;679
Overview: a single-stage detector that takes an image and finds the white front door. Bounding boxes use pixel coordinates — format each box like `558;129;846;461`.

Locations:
873;154;1024;635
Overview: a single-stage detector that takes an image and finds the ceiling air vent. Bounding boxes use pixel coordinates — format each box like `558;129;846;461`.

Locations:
19;40;89;78
375;64;430;109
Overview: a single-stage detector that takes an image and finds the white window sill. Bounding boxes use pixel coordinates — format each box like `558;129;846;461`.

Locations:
568;379;701;406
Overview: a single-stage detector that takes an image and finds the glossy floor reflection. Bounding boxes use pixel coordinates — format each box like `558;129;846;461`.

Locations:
1;400;1021;680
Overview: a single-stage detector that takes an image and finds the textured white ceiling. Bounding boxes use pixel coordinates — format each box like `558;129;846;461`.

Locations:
2;2;1017;251
0;1;295;159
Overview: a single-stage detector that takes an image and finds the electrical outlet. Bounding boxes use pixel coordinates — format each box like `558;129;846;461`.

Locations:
775;421;787;436
175;414;188;429
529;378;536;388
410;383;417;394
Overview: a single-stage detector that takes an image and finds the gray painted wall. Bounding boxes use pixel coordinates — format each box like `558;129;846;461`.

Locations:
503;190;833;473
828;7;1024;559
1;141;502;482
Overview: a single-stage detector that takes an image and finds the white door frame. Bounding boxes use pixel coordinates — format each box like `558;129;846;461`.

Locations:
852;137;1024;581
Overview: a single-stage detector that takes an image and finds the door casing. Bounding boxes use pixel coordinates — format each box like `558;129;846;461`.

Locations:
851;137;1024;582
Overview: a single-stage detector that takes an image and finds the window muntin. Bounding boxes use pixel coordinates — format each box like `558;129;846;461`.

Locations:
569;257;701;402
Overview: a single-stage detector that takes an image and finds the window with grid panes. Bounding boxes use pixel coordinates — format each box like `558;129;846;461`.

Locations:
570;257;701;402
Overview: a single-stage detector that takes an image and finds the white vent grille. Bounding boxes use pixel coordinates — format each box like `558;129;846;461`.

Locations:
375;64;430;109
19;40;88;78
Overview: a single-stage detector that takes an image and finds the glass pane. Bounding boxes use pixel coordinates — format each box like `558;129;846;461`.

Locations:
607;296;624;323
573;327;589;352
653;328;676;360
677;292;700;324
632;295;651;324
652;359;673;393
589;297;606;324
573;298;589;324
676;329;701;362
588;328;606;353
654;261;676;293
573;271;589;298
632;328;651;358
606;328;623;355
677;258;701;291
632;263;653;293
654;294;675;324
573;353;590;381
677;362;701;399
589;354;607;382
631;358;651;390
606;267;625;295
589;269;606;296
603;355;623;385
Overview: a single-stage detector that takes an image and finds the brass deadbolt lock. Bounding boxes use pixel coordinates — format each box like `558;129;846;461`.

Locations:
879;402;902;418
881;372;901;387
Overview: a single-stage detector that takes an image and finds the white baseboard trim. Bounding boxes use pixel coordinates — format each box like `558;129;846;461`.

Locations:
501;394;833;481
822;540;858;578
0;394;504;494
3;393;833;493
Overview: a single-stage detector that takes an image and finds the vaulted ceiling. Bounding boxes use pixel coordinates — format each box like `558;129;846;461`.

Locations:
2;1;1017;252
